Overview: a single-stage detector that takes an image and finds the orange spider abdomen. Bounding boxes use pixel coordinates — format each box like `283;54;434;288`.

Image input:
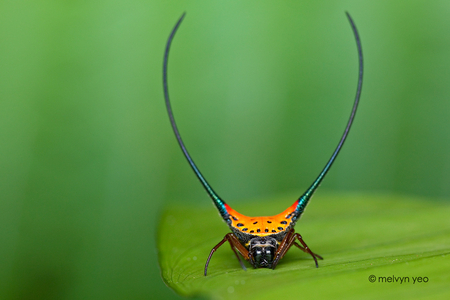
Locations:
225;201;299;236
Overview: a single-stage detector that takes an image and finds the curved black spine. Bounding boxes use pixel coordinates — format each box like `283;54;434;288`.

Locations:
163;13;229;220
293;12;364;220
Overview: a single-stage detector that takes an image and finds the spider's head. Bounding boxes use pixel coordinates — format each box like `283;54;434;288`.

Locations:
248;236;278;268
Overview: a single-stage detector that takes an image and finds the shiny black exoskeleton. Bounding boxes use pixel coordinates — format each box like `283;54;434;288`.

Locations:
248;237;278;268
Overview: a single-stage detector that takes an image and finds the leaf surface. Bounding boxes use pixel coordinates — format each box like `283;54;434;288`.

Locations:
158;193;450;299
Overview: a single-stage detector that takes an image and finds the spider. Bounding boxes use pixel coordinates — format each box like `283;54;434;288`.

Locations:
162;12;363;276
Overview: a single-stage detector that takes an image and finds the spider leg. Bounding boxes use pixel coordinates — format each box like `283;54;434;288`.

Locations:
272;228;296;269
293;241;323;260
293;232;320;268
204;233;249;276
225;233;249;270
272;228;322;269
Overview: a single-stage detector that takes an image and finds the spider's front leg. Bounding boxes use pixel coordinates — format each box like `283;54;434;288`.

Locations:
272;228;296;269
204;233;249;276
272;228;323;269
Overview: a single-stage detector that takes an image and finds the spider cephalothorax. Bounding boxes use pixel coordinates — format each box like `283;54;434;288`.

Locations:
248;236;278;268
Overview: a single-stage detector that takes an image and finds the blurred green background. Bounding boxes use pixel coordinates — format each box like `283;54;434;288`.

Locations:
1;1;450;299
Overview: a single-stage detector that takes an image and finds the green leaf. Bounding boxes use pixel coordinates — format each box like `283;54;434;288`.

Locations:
158;193;450;299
